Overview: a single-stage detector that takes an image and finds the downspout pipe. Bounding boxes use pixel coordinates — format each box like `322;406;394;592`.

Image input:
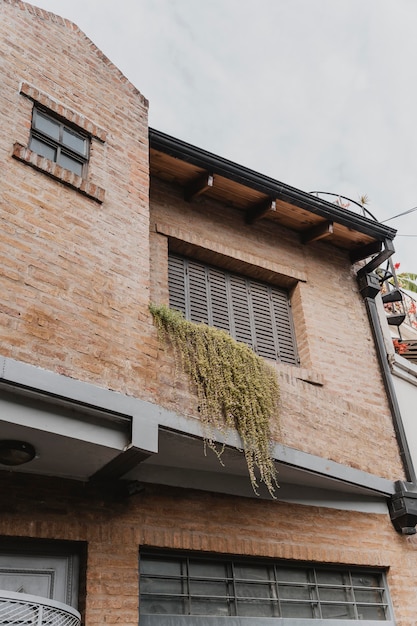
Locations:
358;271;416;484
358;271;417;534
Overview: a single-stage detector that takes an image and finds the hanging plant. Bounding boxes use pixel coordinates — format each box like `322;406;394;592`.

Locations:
149;303;280;496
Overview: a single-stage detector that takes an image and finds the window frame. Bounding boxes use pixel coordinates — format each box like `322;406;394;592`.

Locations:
168;254;299;365
29;107;90;178
139;551;395;625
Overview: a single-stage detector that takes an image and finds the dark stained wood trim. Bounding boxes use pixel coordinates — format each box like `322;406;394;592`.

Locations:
350;240;383;264
301;221;334;244
245;198;276;224
184;172;214;201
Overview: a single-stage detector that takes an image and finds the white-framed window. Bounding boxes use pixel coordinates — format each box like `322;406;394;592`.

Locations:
168;254;299;365
139;551;394;625
29;107;89;177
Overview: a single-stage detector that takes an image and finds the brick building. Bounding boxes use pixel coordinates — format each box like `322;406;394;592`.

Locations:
1;1;417;624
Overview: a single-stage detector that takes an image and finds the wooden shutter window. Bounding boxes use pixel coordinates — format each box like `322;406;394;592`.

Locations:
168;254;298;365
167;254;187;316
229;274;254;349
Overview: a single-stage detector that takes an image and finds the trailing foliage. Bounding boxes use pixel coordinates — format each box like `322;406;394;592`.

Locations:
150;303;280;496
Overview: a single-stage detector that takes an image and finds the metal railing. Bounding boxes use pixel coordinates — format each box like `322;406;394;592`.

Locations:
0;590;81;626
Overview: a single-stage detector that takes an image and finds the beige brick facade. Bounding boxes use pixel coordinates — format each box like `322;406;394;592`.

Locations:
150;180;403;479
0;1;415;625
2;472;417;625
0;0;151;397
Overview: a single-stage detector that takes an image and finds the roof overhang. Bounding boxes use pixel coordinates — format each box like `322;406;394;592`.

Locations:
149;128;397;255
0;357;395;510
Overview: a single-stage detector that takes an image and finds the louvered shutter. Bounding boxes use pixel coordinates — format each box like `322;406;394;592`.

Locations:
167;254;298;364
249;281;278;360
271;288;298;365
207;267;230;332
229;274;254;349
187;260;209;324
168;255;187;316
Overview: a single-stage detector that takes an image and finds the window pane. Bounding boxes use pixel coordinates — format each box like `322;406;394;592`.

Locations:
191;597;230;616
280;601;315;618
140;557;184;576
63;128;87;155
140;596;186;615
34;112;60;140
321;603;355;619
141;576;184;595
316;570;350;586
352;572;381;588
29;137;56;162
358;605;387;619
58;153;83;176
189;560;228;579
234;563;272;581
355;588;384;604
237;598;277;617
278;583;314;601
235;581;275;599
319;586;353;603
189;579;229;597
276;567;310;583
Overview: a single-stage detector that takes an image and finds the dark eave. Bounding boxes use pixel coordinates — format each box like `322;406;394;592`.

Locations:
1;356;396;504
149;128;397;250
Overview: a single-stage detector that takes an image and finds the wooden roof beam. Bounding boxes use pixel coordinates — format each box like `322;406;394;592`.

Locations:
350;240;382;264
245;198;276;224
184;172;214;201
301;221;334;244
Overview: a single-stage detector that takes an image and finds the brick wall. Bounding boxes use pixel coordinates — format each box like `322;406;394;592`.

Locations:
0;0;156;398
0;0;404;479
150;180;404;480
0;5;412;625
0;472;415;625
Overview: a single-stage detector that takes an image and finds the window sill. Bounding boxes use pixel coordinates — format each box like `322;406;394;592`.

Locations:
12;142;105;204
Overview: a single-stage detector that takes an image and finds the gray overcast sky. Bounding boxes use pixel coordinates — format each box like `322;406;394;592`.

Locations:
32;0;417;272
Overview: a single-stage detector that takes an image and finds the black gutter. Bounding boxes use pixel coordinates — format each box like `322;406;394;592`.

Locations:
358;273;416;484
360;280;417;533
149;128;397;242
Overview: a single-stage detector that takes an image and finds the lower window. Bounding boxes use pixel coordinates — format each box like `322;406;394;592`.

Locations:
139;551;394;624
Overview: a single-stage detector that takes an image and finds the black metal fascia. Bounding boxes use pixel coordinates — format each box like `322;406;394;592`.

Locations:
149;128;397;242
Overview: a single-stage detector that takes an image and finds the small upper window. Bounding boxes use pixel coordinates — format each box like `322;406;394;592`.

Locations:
29;108;89;177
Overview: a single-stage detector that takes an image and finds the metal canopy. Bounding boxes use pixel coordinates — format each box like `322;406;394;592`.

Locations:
0;357;395;509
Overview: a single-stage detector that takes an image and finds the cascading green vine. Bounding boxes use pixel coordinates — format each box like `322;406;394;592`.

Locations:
149;303;280;496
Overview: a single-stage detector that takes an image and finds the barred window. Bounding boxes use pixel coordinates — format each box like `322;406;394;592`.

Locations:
139;552;393;624
168;254;299;365
29;107;89;177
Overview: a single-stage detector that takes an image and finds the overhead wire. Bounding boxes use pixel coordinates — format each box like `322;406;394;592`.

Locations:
381;206;417;223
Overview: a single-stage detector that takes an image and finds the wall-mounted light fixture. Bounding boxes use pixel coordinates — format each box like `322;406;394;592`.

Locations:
0;440;36;466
